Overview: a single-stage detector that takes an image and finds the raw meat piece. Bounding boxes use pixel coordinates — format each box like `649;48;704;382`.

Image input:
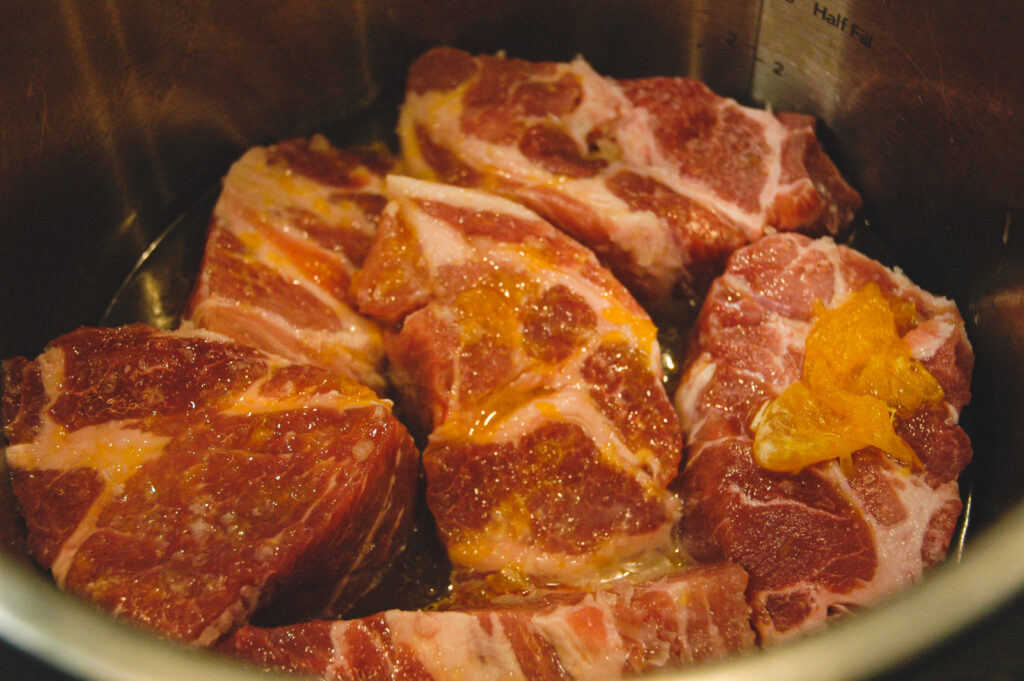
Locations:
398;47;862;301
0;324;419;644
355;175;682;587
219;563;755;681
182;135;394;393
673;233;973;643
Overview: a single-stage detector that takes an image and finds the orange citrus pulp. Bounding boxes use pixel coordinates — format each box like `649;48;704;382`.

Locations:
752;283;944;474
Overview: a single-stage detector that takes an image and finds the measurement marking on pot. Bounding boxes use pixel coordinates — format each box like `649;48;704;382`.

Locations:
697;31;787;77
810;1;874;47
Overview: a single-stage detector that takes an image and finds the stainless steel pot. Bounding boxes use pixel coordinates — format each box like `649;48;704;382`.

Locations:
2;1;1023;679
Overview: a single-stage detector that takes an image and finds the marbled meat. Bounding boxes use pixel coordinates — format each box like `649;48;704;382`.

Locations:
673;233;973;642
354;175;683;587
0;324;419;644
182;135;394;393
398;47;862;301
219;563;755;681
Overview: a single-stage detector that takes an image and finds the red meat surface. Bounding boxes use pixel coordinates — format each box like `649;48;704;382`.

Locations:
182;135;394;393
1;324;419;644
399;47;862;301
220;563;755;681
673;234;973;642
355;175;682;588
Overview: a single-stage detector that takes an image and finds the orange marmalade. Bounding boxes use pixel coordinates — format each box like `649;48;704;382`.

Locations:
752;283;944;474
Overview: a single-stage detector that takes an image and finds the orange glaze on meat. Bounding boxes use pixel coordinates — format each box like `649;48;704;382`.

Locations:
356;176;684;588
752;283;945;473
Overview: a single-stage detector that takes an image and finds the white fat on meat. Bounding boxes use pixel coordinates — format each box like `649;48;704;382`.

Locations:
182;138;390;392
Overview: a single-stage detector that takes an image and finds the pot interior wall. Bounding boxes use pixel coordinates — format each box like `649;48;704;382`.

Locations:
1;1;1023;680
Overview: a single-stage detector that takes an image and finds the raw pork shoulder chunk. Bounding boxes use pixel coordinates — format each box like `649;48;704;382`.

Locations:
398;47;862;301
182;135;394;393
219;563;755;681
0;324;419;644
355;175;683;587
673;233;973;643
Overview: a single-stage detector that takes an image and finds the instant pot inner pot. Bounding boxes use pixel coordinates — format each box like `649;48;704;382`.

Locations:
1;2;1023;680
